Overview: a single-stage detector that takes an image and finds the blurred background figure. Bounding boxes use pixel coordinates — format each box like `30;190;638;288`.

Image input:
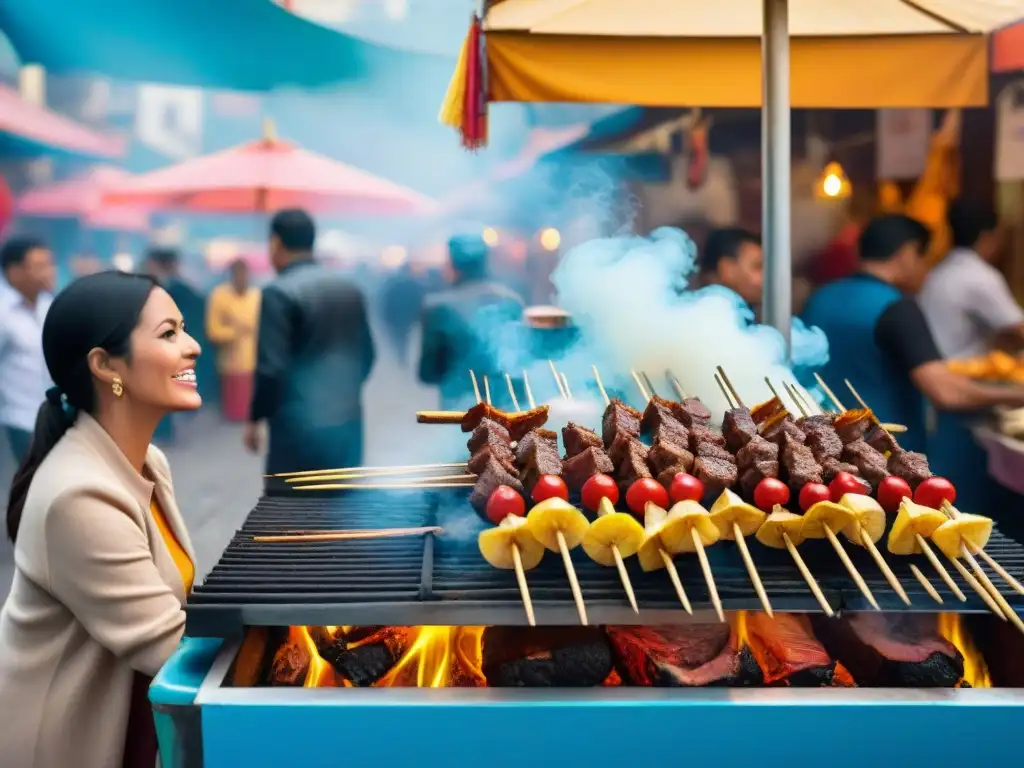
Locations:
206;259;261;422
417;233;524;410
246;209;375;477
379;262;425;367
697;227;764;311
0;237;55;463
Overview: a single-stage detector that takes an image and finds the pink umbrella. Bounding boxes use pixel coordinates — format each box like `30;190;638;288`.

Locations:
0;85;124;157
104;125;437;216
17;166;151;231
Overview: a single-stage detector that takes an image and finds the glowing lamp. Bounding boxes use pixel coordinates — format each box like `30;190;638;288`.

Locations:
482;227;499;246
539;227;561;251
817;162;851;200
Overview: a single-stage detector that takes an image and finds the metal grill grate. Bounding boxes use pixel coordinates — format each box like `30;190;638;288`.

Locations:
186;490;1024;637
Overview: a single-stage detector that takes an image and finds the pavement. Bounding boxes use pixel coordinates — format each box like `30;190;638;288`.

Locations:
0;317;442;600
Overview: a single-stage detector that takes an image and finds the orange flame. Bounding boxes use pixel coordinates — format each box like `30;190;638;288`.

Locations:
937;613;991;688
289;626;334;688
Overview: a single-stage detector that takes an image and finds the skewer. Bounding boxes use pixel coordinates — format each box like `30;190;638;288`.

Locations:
823;524;880;610
549;360;568;399
296;481;475;491
522;369;536;409
470;370;482;404
504;373;521;413
909;564;944;604
630;369;650;401
960;545;1024;635
669;372;686;401
692;527;724;622
483;375;491;406
946;554;1005;619
591;365;610;404
270;461;466;479
813;372;846;412
942;501;1024;596
641;371;658;398
560;372;573;400
857;527;911;605
254;526;443;543
782;532;834;616
290;472;474;484
557;530;588;625
714;366;743;408
916;534;967;601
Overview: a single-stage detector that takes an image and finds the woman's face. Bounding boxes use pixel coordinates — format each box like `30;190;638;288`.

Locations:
116;287;203;412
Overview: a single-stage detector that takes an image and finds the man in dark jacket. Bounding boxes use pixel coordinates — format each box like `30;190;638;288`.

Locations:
245;209;375;476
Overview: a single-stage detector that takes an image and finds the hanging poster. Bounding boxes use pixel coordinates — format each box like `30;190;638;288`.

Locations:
876;109;931;180
995;81;1024;181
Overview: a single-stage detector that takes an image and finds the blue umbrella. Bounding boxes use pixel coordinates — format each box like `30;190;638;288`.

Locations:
0;0;435;91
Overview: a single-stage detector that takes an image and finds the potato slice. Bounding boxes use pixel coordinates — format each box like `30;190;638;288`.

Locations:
756;505;806;548
526;498;589;551
887;499;947;555
660;500;721;554
931;513;993;560
583;511;645;566
478;515;545;569
638;502;671;572
801;501;855;539
839;493;887;545
708;489;766;539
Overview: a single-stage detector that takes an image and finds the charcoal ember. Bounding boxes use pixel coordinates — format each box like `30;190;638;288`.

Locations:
481;627;613;687
469;457;525;514
562;446;615;491
647;439;695;474
693;456;738;496
887;448;932;489
653;420;690;450
467;444;517;476
688;423;726;451
268;641;309;687
820;458;863;484
461;402;509;432
322;627;410;686
739;461;780;498
515;428;558;466
723;408;758;452
467;418;511;453
736;434;779;469
607;625;762;687
505;406;551;441
804;427;843;461
616;441;653;488
842;439;890;487
519;441;563;491
812;614;964;687
865;424;900;455
833;409;873;444
673;397;713;427
745;613;840;687
641;396;682;434
602;399;642;446
561;423;603;458
781;441;823;490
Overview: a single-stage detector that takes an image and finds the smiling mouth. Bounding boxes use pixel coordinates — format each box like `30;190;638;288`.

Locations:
173;368;197;384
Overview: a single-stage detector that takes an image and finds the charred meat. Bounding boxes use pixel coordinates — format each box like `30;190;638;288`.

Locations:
750;396;785;425
739;461;781;498
469;457;525;514
641;396;682;434
648;439;695;475
887;448;932;490
518;438;563;492
602;399;642;447
467;418;511;454
505;406;552;441
722;407;758;452
467;444;517;476
833;409;873;444
781;439;823;491
672;397;713;427
820;458;863;484
688;423;727;452
461;402;509;432
653;420;690;451
616;439;653;489
841;439;890;487
865;424;900;455
561;422;603;458
693;456;738;496
562;446;615;491
735;434;779;469
515;428;558;467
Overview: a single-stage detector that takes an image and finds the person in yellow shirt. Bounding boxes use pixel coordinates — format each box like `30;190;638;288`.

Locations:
206;259;261;421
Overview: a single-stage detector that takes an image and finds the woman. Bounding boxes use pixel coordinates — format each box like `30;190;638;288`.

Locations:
0;271;203;767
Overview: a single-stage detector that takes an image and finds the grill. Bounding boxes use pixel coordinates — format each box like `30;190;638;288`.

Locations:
186;489;1024;636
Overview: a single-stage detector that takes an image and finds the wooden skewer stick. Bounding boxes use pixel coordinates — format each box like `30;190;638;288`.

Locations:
641;371;659;398
691;527;725;622
946;554;1005;619
783;532;834;616
960;545;1024;635
909;564;944;604
713;371;735;407
630;369;650;401
715;366;745;408
560;372;574;400
733;522;773;617
669;374;686;401
915;534;967;601
592;365;610;405
549;360;568;399
857;527;911;605
296;481;475;491
556;530;588;625
291;472;474;484
254;526;443;543
509;544;536;626
483;375;491;406
505;373;521;413
813;372;846;412
822;524;880;610
942;501;1024;597
470;370;482;404
522;369;536;409
659;550;694;615
273;461;466;479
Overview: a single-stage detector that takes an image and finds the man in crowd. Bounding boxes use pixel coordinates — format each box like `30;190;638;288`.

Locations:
698;227;764;311
418;234;524;410
206;258;261;422
802;214;1024;457
919;199;1022;357
246;209;375;476
0;237;55;463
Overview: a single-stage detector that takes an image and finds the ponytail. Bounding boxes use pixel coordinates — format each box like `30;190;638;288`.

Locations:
6;390;76;543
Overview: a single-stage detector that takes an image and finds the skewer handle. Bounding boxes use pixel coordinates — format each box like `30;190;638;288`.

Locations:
592;365;611;406
858;528;911;606
483;375;491;406
630;370;650;402
947;552;1005;619
522;369;536;409
557;530;588;626
254;526;443;543
505;373;521;413
692;528;725;623
612;546;640;614
470;370;482;404
813;372;846;412
659;550;693;615
416;410;466;424
824;524;880;610
511;544;537;626
916;534;967;602
909;563;944;604
961;546;1024;636
783;533;834;616
733;524;773;618
549;360;568;400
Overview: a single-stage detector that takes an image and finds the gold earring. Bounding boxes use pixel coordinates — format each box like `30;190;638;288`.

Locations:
112;377;124;398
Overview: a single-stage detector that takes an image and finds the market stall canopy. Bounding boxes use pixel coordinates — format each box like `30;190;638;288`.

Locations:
0;84;123;157
0;0;436;91
16;166;151;231
103;126;438;216
477;0;1024;108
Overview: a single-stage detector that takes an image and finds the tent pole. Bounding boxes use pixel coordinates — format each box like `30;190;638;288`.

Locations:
761;0;791;351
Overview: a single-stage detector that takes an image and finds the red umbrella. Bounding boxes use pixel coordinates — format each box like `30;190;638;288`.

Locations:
0;85;124;157
104;124;437;216
16;166;151;231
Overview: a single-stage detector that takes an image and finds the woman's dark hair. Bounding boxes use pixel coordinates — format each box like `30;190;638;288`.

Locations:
7;271;157;542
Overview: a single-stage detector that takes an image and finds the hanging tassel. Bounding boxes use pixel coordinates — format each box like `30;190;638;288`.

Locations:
439;14;488;150
438;23;471;130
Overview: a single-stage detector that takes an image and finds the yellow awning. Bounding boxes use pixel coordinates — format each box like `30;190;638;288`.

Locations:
481;0;1024;108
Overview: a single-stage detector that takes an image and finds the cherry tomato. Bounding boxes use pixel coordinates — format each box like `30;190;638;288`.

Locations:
914;477;957;508
485;485;525;525
626;478;669;518
877;475;912;513
753;477;790;511
532;474;569;504
829;471;869;502
669;472;705;503
581;473;619;511
799;482;831;512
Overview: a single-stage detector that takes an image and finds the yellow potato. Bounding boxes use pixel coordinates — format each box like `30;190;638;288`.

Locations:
583;512;645;566
756;506;806;549
660;500;721;554
931;513;993;560
637;502;671;572
478;515;545;569
887;499;947;555
801;501;855;539
839;493;887;545
708;489;766;539
526;498;589;552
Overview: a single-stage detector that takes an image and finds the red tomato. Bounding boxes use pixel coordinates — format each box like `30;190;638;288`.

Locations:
532;474;569;504
799;482;831;512
581;473;619;511
914;477;957;508
829;471;869;502
669;472;705;503
626;478;669;518
753;477;790;511
877;475;912;513
485;485;525;525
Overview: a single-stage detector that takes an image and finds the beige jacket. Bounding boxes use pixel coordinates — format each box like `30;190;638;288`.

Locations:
0;413;193;768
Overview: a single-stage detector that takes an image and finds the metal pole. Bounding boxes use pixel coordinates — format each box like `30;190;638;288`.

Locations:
761;0;791;349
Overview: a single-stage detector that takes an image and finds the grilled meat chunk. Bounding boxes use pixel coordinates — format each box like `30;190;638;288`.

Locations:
616;439;653;489
739;461;780;498
804;425;843;462
461;402;509;432
762;416;807;446
469;457;525;514
735;434;779;469
865;424;900;455
722;407;758;452
515;428;558;467
602;399;642;446
841;439;890;487
693;456;738;495
750;396;785;425
641;396;682;434
653;420;690;451
656;463;692;489
673;397;713;427
561;422;603;458
820;458;862;484
688;423;726;452
781;440;823;491
505;406;552;441
887;448;932;490
694;441;734;464
519;439;563;492
562;446;615;491
833;409;873;444
467;444;517;476
648;439;695;475
467;418;511;454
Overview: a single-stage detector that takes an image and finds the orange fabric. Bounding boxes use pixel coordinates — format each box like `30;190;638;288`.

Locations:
485;32;991;108
151;500;194;593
